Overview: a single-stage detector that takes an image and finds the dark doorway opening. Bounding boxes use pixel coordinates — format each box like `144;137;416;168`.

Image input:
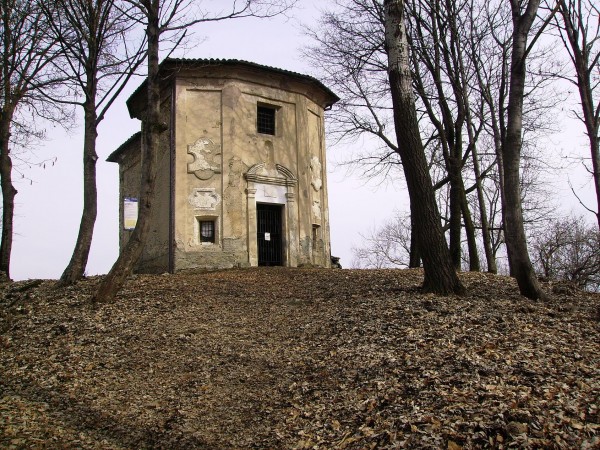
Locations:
257;203;283;266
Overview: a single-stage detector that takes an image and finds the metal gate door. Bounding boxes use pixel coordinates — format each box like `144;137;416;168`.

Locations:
257;203;283;266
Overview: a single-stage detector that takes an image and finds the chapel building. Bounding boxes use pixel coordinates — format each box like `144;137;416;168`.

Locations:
108;58;339;273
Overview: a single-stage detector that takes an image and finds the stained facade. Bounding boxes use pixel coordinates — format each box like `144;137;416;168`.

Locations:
108;58;338;273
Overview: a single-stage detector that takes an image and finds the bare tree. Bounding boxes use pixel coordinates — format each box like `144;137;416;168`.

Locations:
303;1;406;186
465;0;562;274
42;0;146;286
405;0;484;271
383;0;464;295
304;0;477;270
93;0;295;303
308;0;564;283
555;0;600;230
531;215;600;291
351;212;412;268
502;0;554;300
0;0;68;281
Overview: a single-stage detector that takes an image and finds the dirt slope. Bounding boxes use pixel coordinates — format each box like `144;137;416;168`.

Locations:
1;268;599;449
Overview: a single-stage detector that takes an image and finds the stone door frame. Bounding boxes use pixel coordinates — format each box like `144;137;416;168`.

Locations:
245;163;298;267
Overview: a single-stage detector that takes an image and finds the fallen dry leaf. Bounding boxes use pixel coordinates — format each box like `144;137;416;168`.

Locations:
1;268;599;449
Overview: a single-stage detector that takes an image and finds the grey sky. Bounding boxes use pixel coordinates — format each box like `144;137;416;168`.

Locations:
9;0;595;280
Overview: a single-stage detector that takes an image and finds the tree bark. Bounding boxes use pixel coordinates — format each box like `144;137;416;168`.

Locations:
408;205;421;268
503;0;546;300
384;0;464;295
0;108;16;281
93;0;160;302
448;157;463;269
0;0;16;281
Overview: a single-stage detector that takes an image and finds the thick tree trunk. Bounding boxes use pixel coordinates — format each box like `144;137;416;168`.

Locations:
503;0;545;300
59;96;98;285
448;158;462;269
408;203;421;268
407;0;467;271
93;1;160;303
384;0;464;295
0;110;16;281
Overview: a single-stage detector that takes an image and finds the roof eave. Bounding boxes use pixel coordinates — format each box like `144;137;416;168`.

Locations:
125;58;339;115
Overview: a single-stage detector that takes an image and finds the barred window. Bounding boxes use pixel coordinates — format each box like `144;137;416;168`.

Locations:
257;105;276;135
199;220;215;243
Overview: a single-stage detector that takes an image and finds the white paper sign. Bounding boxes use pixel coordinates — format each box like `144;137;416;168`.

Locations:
124;197;138;230
264;232;271;241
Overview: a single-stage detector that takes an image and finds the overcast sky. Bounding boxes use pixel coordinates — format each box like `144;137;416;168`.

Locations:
8;0;596;280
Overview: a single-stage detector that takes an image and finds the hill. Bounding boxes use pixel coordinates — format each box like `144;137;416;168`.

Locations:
1;268;599;449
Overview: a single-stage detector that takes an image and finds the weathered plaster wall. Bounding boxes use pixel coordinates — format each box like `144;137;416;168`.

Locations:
171;74;330;270
173;83;231;271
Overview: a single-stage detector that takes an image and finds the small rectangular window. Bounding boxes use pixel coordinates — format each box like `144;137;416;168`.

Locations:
312;224;320;250
199;220;215;243
257;105;276;135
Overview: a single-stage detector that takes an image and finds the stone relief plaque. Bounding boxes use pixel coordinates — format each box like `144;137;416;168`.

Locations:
228;156;246;187
255;183;287;204
310;156;322;192
187;138;221;180
189;188;220;210
312;199;322;220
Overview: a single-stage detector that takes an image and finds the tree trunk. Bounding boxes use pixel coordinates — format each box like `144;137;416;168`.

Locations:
93;0;161;303
471;142;497;273
0;108;16;281
503;0;546;300
0;1;16;282
460;182;480;271
448;158;462;269
479;42;512;274
59;92;98;285
384;0;464;295
408;202;421;268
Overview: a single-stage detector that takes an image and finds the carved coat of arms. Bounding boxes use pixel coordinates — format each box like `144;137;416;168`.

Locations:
187;138;221;180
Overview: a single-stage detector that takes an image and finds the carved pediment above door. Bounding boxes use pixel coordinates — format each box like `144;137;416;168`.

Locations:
245;163;297;187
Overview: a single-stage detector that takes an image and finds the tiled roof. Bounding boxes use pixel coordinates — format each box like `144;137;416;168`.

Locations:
126;57;339;112
164;57;338;99
106;131;141;163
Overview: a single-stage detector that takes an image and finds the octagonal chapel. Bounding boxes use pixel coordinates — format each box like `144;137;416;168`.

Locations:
108;58;339;273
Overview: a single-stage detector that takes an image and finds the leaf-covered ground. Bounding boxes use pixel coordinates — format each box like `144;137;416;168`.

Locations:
1;268;599;449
